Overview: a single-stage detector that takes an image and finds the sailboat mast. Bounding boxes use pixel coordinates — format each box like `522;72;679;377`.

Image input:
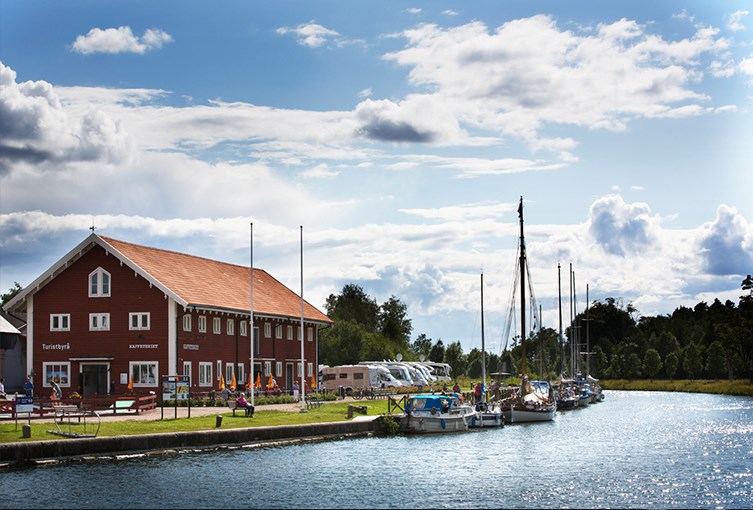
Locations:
558;263;563;377
481;272;486;389
518;196;527;376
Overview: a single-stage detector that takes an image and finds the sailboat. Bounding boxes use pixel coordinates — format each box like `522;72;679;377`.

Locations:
468;272;504;428
498;197;557;423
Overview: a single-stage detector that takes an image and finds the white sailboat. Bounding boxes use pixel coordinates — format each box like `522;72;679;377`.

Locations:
498;197;556;423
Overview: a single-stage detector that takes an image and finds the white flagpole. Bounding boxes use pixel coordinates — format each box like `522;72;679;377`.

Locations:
249;222;255;406
299;225;307;412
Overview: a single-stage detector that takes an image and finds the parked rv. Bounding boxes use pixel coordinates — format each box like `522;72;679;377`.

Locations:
319;364;402;394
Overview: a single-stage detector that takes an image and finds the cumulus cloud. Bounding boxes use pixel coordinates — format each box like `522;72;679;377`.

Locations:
727;10;749;32
72;26;173;54
587;195;658;256
698;205;753;276
0;62;131;172
276;22;339;48
377;15;730;155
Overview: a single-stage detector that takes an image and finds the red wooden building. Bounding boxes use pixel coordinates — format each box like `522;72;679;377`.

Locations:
2;233;332;398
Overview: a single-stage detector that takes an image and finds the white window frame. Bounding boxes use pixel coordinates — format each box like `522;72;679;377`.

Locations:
129;312;150;331
275;324;282;339
198;315;207;333
216;360;222;381
129;361;158;387
264;323;271;338
287;325;294;340
89;313;110;331
264;361;272;377
307;362;313;377
240;320;247;337
199;362;212;387
307;326;313;342
226;318;234;336
225;363;234;384
183;361;192;385
88;267;111;297
183;314;192;332
276;361;283;377
43;362;71;387
50;313;71;332
297;362;303;377
213;317;221;335
237;363;245;385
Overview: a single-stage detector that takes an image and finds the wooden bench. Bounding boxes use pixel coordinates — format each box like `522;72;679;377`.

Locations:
227;399;253;417
306;396;323;409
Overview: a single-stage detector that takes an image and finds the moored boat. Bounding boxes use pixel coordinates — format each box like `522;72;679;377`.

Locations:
402;393;472;433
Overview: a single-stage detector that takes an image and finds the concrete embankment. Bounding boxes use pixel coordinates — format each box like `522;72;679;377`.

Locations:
0;420;380;467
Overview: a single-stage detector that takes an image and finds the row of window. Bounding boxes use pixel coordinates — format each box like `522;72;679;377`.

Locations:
43;360;315;389
50;313;150;332
182;315;314;342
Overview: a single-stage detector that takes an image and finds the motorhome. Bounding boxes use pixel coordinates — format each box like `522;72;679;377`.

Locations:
319;364;402;393
419;362;452;382
360;361;428;388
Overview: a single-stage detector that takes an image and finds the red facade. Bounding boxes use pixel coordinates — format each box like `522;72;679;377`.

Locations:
9;235;330;398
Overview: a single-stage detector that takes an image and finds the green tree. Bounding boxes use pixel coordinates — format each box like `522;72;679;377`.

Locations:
318;319;366;366
429;340;445;363
444;341;466;378
1;282;22;306
378;295;412;348
643;348;663;381
683;342;704;380
664;351;679;380
705;341;727;380
324;284;379;332
626;352;642;380
410;333;432;359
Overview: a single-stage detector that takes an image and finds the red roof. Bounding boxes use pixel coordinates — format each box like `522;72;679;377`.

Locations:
99;235;332;324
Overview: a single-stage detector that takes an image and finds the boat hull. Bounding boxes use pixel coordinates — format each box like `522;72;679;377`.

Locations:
403;413;469;433
502;405;556;423
469;409;504;428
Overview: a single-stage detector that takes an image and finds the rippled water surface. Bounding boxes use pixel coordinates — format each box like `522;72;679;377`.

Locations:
2;391;752;509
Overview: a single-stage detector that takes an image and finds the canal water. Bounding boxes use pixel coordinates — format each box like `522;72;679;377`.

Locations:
1;391;752;509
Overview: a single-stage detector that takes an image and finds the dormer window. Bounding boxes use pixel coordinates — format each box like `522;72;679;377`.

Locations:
89;267;111;297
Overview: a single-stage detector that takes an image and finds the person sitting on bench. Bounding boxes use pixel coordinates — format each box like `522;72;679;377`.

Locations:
235;394;254;417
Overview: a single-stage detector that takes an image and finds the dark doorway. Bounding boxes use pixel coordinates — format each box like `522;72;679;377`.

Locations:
81;363;109;396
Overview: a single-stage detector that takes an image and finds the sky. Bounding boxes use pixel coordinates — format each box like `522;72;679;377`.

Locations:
1;0;752;357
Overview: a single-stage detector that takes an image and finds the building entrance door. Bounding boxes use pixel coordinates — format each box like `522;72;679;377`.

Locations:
286;363;294;391
81;363;109;396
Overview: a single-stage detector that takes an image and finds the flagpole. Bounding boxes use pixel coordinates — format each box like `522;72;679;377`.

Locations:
299;225;307;412
249;222;255;407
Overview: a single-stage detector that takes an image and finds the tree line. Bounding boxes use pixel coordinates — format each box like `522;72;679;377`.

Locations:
319;275;753;382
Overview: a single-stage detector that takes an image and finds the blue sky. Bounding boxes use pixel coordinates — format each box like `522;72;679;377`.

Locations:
1;0;752;355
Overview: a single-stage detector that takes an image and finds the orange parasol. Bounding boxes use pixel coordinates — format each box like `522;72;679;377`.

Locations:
310;375;316;389
255;373;261;388
246;372;253;390
127;373;133;392
267;374;274;388
230;372;237;391
219;373;226;390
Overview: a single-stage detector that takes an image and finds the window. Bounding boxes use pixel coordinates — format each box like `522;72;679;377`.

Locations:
297;362;303;377
225;363;234;384
89;313;110;331
216;360;222;381
307;327;313;342
275;325;282;339
307;362;313;377
130;362;158;387
43;362;70;387
287;325;293;340
183;362;192;384
50;314;70;332
264;323;271;338
276;362;282;377
199;362;212;386
183;314;192;332
252;327;259;356
213;318;221;334
236;363;245;385
129;312;150;330
198;316;207;333
88;267;111;297
264;361;272;377
239;321;247;337
226;318;234;336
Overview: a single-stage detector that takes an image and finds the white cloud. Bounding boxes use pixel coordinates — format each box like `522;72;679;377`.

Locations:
587;195;659;256
698;205;753;276
276;22;339;48
727;10;749;32
71;26;173;54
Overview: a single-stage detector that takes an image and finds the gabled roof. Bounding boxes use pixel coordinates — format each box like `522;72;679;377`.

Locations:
3;234;332;325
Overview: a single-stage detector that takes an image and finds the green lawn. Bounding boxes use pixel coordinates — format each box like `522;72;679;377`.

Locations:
0;400;393;444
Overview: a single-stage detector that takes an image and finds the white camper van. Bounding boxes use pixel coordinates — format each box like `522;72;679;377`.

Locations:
320;364;402;394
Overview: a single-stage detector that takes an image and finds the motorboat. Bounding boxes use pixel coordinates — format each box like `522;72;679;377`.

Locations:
402;393;473;433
